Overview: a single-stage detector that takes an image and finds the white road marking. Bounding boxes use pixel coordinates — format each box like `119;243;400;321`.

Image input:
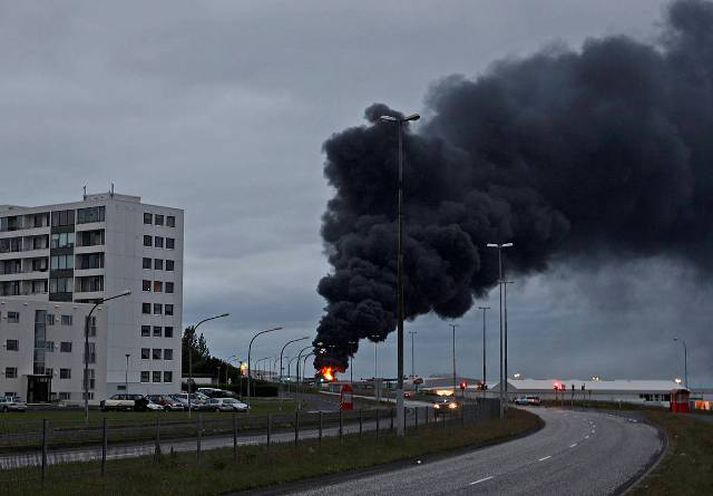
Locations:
569;443;578;448
538;455;552;462
470;476;494;485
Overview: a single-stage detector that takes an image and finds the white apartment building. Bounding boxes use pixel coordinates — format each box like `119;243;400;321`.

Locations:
0;192;183;404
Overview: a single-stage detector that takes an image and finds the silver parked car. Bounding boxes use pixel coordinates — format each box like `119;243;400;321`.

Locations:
205;398;250;412
0;396;27;413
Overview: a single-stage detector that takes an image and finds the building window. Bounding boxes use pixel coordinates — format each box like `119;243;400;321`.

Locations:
142;303;151;314
45;341;55;352
60;342;72;353
164;326;174;338
4;368;17;379
77;206;105;224
59;368;71;379
51;210;75;227
84;342;96;364
7;312;19;323
155;214;164;226
164;349;173;360
87;316;97;337
163;371;173;383
140;371;150;383
46;314;55;326
76;230;103;247
83;369;95;390
154;236;164;248
153;303;162;315
143;235;152;247
61;315;73;326
50;255;74;270
153;281;162;293
59;392;71;400
49;277;73;294
141;348;150;360
77;253;104;269
164;304;174;316
166;238;175;249
153;326;162;337
142;280;151;292
152;371;161;383
165;282;174;294
165;260;174;271
141;325;151;337
142;257;152;269
50;232;76;249
154;259;163;270
5;339;18;351
167;216;175;227
152;348;162;360
143;213;152;225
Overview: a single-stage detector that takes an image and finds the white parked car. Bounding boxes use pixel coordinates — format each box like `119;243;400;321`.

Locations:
206;398;250;412
0;396;26;413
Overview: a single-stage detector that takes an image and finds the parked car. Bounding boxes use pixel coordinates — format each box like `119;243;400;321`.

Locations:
146;395;185;411
197;387;235;399
146;400;164;411
171;392;210;409
514;396;541;406
432;398;459;416
205;398;250;412
0;396;26;413
99;394;149;412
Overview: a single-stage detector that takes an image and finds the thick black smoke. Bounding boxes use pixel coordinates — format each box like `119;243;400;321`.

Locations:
314;0;713;371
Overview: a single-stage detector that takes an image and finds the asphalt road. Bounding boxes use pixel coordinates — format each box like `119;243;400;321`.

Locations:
278;408;664;496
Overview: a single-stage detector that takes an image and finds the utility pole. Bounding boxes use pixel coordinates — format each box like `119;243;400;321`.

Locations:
503;280;514;406
450;324;458;396
478;306;490;392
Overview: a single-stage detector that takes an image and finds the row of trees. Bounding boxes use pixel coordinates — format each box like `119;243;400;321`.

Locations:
181;326;243;385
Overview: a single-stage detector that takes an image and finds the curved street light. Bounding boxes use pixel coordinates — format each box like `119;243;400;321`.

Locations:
186;313;230;416
247;326;284;399
279;336;310;384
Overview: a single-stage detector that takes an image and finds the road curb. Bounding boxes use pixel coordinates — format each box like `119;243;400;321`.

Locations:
614;413;669;496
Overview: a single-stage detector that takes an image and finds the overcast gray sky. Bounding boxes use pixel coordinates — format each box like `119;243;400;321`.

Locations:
1;1;709;385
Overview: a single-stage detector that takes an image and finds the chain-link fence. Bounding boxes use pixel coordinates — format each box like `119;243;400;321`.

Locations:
0;398;501;491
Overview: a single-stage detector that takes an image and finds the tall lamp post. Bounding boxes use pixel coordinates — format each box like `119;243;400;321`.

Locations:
673;337;689;389
486;242;513;419
84;290;131;423
408;331;417;379
478;306;490;391
449;324;459;395
380;111;420;438
295;345;312;410
279;336;309;385
302;352;315;384
247;326;284;400
186;313;230;417
348;340;358;384
124;353;130;393
502;280;514;405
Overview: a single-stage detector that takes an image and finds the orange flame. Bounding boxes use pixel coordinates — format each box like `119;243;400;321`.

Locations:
321;366;335;381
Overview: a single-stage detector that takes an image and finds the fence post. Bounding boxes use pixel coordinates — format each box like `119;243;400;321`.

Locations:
233;413;238;462
196;414;203;463
359;409;363;438
101;418;107;476
414;407;418;432
339;410;343;441
390;408;394;432
41;419;48;482
375;409;380;439
267;414;272;450
154;417;162;462
294;411;299;446
318;412;323;446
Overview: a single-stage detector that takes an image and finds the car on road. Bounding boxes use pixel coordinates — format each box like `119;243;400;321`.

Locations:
515;396;542;406
433;398;459;416
0;396;26;413
146;395;185;411
100;394;149;412
205;398;250;412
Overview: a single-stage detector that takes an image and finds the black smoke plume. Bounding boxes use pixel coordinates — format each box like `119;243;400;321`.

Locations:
314;0;713;371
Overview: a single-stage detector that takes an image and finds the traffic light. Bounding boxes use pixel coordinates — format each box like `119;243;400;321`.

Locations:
459;381;467;390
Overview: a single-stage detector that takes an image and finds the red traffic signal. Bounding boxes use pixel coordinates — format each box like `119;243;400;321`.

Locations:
459;381;467;390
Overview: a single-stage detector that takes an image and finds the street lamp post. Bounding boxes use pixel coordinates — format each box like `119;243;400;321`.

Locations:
673;337;689;389
124;353;130;393
380;111;420;438
408;331;417;379
486;242;513;419
478;306;490;392
84;290;131;423
449;324;458;396
247;326;284;400
186;313;229;417
348;341;358;385
503;280;514;405
302;352;315;384
295;345;312;410
279;336;309;386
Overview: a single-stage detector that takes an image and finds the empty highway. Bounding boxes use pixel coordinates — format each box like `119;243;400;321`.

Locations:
275;408;664;496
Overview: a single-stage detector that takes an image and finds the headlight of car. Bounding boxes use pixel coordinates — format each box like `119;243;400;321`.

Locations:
434;404;440;409
448;402;458;409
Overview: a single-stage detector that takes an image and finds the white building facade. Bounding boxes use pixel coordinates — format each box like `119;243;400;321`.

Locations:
0;192;183;404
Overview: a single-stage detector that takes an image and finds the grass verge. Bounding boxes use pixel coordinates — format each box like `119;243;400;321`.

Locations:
629;409;713;495
2;409;541;496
